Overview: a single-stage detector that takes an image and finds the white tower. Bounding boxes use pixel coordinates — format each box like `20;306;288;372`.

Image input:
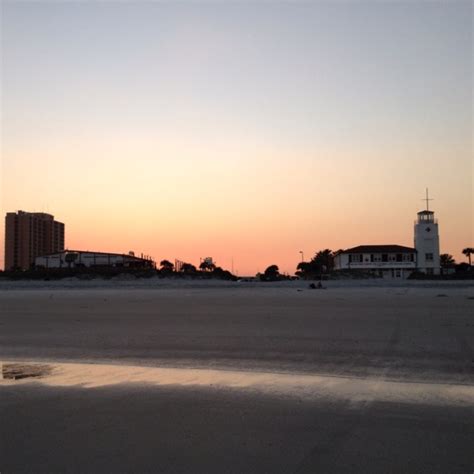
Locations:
414;189;440;275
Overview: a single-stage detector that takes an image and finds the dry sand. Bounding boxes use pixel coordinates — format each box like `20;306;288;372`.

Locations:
1;281;473;381
1;280;473;473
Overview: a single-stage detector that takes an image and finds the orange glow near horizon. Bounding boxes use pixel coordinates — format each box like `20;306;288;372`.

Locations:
1;142;472;274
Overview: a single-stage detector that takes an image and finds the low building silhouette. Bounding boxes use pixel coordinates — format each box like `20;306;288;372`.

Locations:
35;250;155;270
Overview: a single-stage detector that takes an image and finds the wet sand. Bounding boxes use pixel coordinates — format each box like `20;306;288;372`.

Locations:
1;381;473;474
1;282;473;472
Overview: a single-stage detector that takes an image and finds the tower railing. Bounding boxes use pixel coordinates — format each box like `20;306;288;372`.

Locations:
415;218;438;225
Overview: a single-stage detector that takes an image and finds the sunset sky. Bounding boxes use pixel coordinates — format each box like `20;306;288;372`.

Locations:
1;1;472;274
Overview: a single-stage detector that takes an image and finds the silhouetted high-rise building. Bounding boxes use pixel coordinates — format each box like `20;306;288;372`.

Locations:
4;211;65;270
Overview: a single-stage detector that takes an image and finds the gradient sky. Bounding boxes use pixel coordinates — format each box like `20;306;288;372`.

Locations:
1;1;472;274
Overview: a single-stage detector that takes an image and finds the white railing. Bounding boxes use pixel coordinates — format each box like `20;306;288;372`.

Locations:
347;262;416;268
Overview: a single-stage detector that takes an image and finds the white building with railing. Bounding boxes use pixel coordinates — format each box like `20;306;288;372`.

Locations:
334;202;441;278
334;245;417;278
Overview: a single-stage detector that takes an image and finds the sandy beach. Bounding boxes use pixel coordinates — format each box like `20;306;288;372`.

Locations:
1;280;473;472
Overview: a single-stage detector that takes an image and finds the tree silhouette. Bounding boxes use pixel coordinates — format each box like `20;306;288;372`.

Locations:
440;254;455;270
160;260;174;272
296;249;335;278
462;248;473;267
211;266;236;280
262;264;280;281
180;263;197;273
296;262;312;274
312;249;334;272
199;260;216;272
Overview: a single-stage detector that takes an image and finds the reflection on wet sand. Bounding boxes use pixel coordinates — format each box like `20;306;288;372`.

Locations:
1;360;473;407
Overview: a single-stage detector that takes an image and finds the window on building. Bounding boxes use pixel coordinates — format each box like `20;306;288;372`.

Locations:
426;253;434;261
396;254;402;262
382;254;388;262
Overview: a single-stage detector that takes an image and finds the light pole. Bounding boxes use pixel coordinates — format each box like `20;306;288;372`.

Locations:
299;250;304;263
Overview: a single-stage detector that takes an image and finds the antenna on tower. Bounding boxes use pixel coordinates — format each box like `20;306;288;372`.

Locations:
422;188;433;211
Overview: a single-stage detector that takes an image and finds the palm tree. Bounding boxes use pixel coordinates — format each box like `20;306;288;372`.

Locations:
295;261;312;279
296;261;311;272
462;248;473;267
313;249;335;272
440;254;455;269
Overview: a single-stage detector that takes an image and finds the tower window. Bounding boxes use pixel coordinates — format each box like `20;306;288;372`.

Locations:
426;253;433;261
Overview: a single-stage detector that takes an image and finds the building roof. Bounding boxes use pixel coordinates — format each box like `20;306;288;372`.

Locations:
36;249;153;261
7;211;55;219
341;245;416;254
